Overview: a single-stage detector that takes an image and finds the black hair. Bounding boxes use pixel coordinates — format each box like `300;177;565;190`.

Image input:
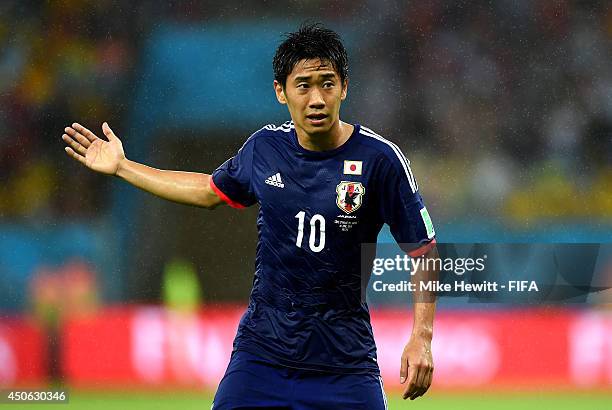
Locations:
273;22;348;87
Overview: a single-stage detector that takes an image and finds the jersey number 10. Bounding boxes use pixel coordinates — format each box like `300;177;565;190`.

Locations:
295;211;326;253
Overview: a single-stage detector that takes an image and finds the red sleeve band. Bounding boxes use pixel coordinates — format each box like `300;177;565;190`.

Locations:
210;177;246;209
408;238;437;258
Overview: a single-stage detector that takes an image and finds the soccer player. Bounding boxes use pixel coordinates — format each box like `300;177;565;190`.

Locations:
62;23;437;409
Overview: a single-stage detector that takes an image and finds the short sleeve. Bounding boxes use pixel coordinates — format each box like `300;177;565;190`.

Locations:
376;154;436;257
211;138;257;209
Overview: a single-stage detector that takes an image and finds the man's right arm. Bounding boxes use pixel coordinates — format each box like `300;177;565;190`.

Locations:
62;122;223;209
115;160;223;209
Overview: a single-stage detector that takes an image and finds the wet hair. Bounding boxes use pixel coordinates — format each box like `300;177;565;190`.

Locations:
273;22;348;87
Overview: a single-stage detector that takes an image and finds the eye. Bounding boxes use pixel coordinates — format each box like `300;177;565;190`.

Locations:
297;83;309;89
323;81;335;88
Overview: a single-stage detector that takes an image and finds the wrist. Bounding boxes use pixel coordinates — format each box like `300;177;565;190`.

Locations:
411;326;433;342
115;157;129;178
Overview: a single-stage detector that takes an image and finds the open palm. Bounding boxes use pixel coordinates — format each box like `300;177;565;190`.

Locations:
62;122;125;175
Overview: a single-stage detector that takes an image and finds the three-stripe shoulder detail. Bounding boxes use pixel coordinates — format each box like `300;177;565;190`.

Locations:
359;126;418;193
262;121;294;133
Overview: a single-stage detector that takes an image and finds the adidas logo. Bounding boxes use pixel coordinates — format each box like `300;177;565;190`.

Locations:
265;173;285;188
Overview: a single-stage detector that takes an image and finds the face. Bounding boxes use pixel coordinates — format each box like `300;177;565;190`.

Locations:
274;58;348;136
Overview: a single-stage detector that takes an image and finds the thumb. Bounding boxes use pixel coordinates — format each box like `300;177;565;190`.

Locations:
400;355;408;384
102;122;118;141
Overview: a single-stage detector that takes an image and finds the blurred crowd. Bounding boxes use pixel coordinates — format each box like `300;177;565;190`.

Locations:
0;0;141;219
0;0;610;223
349;0;612;222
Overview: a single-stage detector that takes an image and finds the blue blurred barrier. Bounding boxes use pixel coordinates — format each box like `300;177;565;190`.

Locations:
0;222;120;311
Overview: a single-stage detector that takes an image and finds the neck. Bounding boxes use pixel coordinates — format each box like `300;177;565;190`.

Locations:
295;119;354;152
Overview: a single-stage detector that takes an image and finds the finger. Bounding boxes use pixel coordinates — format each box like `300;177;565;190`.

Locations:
399;355;408;384
72;123;98;142
102;122;118;141
421;367;433;397
62;134;87;156
64;126;92;148
70;129;92;148
410;366;428;400
403;366;419;400
64;147;87;166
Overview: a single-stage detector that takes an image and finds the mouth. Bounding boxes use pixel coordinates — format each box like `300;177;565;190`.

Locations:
306;113;328;125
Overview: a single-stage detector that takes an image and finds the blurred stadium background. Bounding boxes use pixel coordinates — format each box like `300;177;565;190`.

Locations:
0;0;611;409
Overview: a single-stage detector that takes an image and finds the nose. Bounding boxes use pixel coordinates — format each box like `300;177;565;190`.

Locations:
308;87;325;109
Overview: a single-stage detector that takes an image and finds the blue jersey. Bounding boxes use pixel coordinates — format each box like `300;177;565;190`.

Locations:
211;121;436;374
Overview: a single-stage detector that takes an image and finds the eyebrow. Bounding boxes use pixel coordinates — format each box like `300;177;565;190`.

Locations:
294;73;337;83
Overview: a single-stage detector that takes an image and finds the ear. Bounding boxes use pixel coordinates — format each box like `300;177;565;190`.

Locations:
340;78;348;101
274;80;287;105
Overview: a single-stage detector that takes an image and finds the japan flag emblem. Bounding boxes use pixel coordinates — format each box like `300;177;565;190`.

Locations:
336;181;365;214
343;160;362;175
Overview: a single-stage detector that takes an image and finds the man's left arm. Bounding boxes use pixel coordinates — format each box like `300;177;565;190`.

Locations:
400;244;438;400
373;149;438;400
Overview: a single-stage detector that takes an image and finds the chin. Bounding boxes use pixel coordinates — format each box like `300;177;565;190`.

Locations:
308;127;332;137
305;121;333;134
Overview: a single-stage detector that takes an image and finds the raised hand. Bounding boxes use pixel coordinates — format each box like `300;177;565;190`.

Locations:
62;122;125;176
